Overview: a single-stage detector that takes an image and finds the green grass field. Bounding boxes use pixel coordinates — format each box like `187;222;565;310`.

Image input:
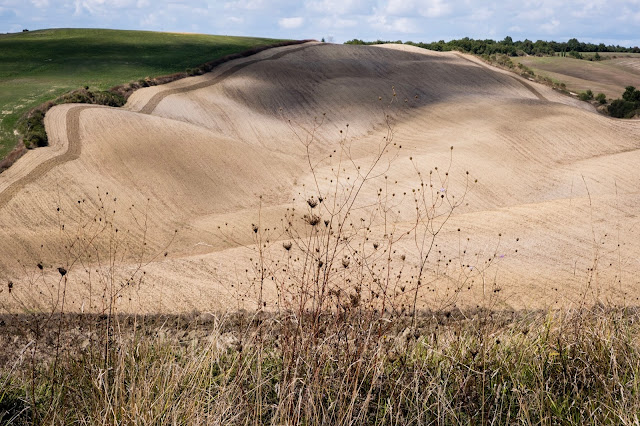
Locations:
0;28;284;160
513;53;640;100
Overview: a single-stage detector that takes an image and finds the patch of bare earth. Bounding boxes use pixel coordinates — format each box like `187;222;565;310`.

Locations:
1;43;640;314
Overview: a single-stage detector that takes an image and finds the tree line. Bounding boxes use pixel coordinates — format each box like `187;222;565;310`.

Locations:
345;37;640;57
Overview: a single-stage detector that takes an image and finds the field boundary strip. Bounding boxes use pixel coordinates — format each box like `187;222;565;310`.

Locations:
0;105;95;209
454;52;547;101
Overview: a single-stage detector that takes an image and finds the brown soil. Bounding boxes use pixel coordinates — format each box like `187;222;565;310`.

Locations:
1;43;639;314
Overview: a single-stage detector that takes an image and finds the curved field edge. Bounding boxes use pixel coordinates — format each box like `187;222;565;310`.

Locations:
0;29;286;163
0;30;312;173
0;42;317;210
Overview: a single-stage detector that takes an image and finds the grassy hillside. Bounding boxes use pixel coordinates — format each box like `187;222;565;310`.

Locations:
513;53;640;100
0;28;284;160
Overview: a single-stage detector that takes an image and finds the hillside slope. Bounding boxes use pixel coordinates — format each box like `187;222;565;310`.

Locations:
0;28;284;161
1;43;639;313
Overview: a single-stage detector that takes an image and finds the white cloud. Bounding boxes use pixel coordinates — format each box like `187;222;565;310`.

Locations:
228;16;244;24
470;7;493;21
383;0;452;18
140;12;157;26
305;0;369;15
540;19;560;34
30;0;49;7
278;16;304;29
514;7;554;21
224;0;268;10
368;14;419;34
318;16;358;29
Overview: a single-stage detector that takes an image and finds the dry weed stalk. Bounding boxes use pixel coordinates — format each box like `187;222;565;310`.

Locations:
0;189;175;422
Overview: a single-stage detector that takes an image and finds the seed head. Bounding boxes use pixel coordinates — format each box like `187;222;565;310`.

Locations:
304;214;320;226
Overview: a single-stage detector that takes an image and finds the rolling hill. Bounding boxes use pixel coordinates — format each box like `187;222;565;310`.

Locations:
0;28;285;161
514;53;640;99
1;42;639;314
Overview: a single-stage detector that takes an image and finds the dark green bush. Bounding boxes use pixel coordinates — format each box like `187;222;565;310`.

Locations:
578;89;594;101
609;86;640;118
596;93;607;104
622;85;640;102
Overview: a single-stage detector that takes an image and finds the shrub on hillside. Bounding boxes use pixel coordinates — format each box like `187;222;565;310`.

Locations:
489;54;515;68
596;93;607;104
609;86;640;118
578;89;594;101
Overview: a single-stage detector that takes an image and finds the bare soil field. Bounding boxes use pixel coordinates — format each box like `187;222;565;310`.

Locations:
1;42;640;314
515;54;640;99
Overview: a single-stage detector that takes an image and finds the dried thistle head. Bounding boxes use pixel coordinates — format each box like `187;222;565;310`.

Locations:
304;214;320;226
307;197;318;209
283;241;292;251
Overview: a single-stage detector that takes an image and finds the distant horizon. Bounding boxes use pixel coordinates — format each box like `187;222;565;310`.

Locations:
1;1;639;48
3;27;640;50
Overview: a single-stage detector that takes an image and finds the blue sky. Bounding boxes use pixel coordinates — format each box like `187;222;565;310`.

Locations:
1;0;639;46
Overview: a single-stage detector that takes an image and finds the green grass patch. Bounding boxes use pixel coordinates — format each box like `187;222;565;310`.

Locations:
0;28;286;161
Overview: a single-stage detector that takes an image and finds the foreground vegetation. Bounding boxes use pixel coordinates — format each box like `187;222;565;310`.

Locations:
0;28;285;165
1;307;639;424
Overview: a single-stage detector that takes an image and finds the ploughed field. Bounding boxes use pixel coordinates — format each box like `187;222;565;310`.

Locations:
514;53;640;99
0;28;283;160
1;43;639;313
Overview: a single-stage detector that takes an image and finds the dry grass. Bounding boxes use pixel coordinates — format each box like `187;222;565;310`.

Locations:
1;307;640;424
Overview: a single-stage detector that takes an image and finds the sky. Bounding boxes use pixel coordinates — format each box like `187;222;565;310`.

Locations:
1;0;639;46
